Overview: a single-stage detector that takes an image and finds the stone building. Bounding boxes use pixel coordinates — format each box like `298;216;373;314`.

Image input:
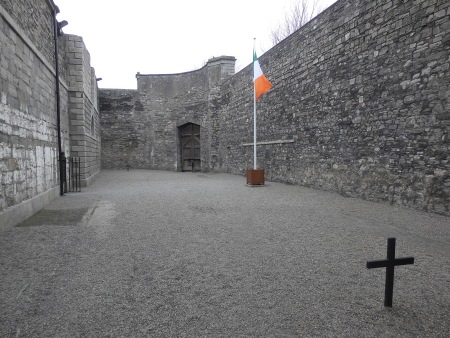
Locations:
0;0;101;229
100;0;449;215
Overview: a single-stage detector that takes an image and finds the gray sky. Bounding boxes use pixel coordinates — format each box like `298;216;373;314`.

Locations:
56;0;337;89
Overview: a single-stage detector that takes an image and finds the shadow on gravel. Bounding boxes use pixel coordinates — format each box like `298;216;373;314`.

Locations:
16;208;90;227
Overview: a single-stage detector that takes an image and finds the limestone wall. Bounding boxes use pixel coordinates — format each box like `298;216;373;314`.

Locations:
99;89;145;169
63;35;101;186
99;56;236;171
98;0;448;215
217;0;449;214
0;0;68;220
0;0;101;228
0;0;56;66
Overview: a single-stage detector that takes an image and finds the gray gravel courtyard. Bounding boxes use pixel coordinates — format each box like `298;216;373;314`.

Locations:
1;170;449;337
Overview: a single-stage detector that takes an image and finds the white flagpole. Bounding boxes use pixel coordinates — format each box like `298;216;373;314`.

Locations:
253;39;257;170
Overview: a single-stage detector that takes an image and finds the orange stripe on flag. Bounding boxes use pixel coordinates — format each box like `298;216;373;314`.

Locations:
253;51;272;100
254;74;272;101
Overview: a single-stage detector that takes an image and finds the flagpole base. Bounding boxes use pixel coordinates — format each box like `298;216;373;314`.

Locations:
246;168;265;186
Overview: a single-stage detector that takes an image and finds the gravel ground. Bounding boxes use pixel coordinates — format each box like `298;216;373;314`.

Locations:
1;170;449;337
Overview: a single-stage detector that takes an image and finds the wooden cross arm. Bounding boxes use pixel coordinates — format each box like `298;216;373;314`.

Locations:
366;257;414;269
394;257;414;266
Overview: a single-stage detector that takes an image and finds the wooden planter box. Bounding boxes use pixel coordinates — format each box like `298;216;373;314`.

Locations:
246;168;265;186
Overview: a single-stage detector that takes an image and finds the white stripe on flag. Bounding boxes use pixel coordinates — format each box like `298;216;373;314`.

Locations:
253;60;263;81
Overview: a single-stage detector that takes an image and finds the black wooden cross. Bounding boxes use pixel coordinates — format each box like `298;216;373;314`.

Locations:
366;237;414;307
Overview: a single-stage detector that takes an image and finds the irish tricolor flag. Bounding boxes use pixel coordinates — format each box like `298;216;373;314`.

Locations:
250;47;272;170
253;51;272;100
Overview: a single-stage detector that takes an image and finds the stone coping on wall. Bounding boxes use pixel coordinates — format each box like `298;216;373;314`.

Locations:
136;55;236;77
240;139;295;147
45;0;59;13
207;55;237;66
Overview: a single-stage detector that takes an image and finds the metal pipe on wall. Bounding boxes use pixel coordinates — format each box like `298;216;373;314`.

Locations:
52;8;64;196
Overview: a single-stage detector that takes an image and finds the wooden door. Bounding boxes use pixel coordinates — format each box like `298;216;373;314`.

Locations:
180;123;201;171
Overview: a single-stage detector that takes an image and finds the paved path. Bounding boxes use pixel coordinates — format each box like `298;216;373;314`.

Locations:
1;170;449;337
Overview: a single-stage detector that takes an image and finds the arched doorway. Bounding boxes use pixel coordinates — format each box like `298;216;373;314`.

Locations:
179;123;201;172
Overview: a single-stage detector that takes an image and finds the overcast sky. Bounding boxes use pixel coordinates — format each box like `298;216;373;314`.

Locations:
56;0;337;89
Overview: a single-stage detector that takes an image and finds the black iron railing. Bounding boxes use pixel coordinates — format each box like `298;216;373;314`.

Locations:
64;156;81;192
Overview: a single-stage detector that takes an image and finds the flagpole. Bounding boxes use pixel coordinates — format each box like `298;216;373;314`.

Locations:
253;38;257;170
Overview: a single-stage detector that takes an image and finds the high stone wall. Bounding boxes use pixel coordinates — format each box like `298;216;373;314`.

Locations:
0;0;101;228
0;0;68;220
99;89;144;169
217;0;450;214
64;35;101;186
0;0;56;66
98;0;449;215
99;56;236;171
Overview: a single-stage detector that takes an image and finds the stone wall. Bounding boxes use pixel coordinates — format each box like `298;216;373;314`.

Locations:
0;0;101;229
217;0;449;214
0;0;56;66
99;56;236;171
0;0;68;223
63;35;101;186
99;89;143;169
98;0;448;215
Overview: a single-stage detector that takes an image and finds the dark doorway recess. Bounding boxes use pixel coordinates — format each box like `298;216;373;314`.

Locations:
179;123;201;172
